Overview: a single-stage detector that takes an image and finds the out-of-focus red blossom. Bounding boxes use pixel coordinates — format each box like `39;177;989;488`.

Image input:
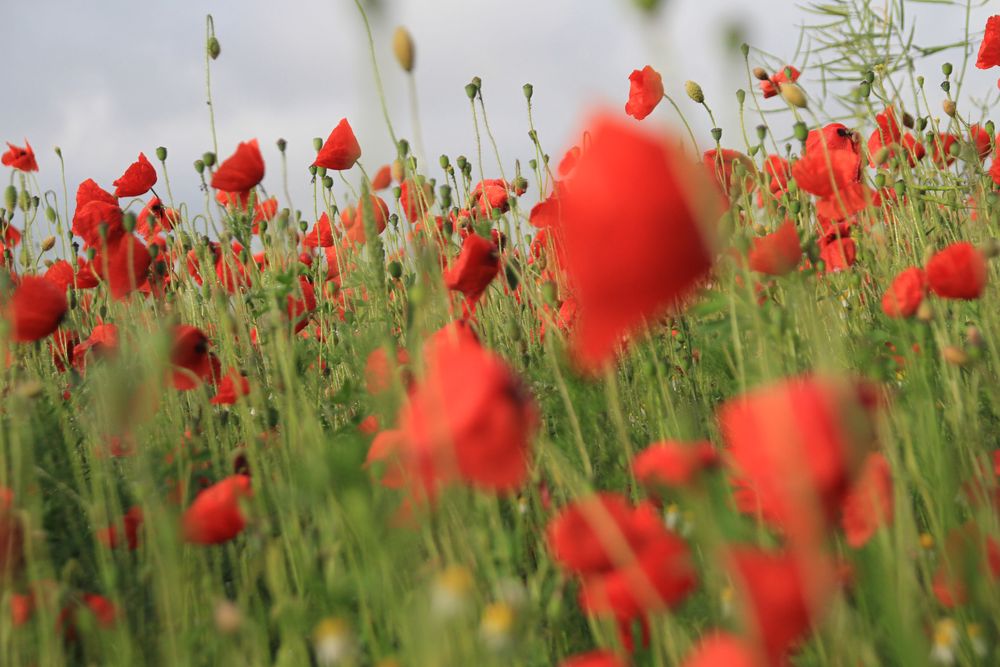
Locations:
931;133;959;168
969;124;994;161
73;323;118;371
931;523;1000;607
559;650;628;667
2;141;38;172
215;244;250;294
443;233;500;304
680;633;761;667
400;178;433;222
45;258;99;292
371;164;392;190
704;149;756;194
97;506;144;551
113;152;157;197
881;267;926;318
925;242;988;299
366;327;537;497
170;325;219;390
50;330;78;373
472;179;510;218
211;139;265;192
815;183;879;227
136;197;180;238
0;224;21;256
760;66;800;99
554;112;720;370
632;440;719;489
210;369;251;405
303;212;336;248
975;15;1000;69
791;124;861;198
344;195;389;244
624;65;663;120
72;179;124;248
92;234;152;299
840;452;893;548
182;474;252;545
58;593;118;641
10;592;33;627
0;503;24;584
286;276;317;333
720;375;879;541
530;184;565;229
313;118;361;170
547;493;697;651
365;347;410;396
817;229;856;274
762;155;791;200
4;275;67;342
748;221;802;276
559;146;581;177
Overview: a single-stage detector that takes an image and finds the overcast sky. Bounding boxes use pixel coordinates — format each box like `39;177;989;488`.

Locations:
5;0;997;220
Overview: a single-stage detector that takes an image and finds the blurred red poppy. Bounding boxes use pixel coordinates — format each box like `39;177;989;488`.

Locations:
624;66;663;120
976;15;1000;69
210;369;251;405
926;242;987;300
840;452;893;548
113;152;157;197
171;325;219;390
211;139;264;192
443;233;499;304
560;650;627;667
343;195;389;244
881;267;925;318
760;66;800;98
182;474;252;545
680;633;761;667
92;234;152;299
748;221;802;276
97;506;144;551
371;164;392;190
632;440;718;490
313;118;361;170
4;275;67;342
1;140;38;172
303;212;337;248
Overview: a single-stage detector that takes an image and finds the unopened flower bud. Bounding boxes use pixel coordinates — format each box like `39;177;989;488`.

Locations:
942;62;953;77
207;37;221;60
392;26;415;72
156;146;168;161
752;67;769;81
194;159;205;175
873;146;891;166
522;83;533;101
4;186;16;212
41;236;56;252
202;152;217;168
276;138;287;152
735;89;746;104
465;83;479;100
391;159;404;183
684;80;705;104
779;82;808;108
942;100;957;117
793;121;809;142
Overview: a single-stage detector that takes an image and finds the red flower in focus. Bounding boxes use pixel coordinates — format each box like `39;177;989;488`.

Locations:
170;325;219;390
72;179;124;248
976;15;1000;69
791;124;861;198
211;139;265;192
313;118;362;170
92;234;152;299
925;242;988;300
1;140;38;172
760;66;800;99
303;212;337;248
443;233;500;304
624;66;663;120
210;369;251;405
554;112;720;370
97;506;144;551
560;650;627;667
748;221;802;276
680;633;761;667
880;267;925;318
840;452;893;548
182;474;252;545
472;179;510;218
343;195;389;244
113;152;157;197
136;197;180;238
719;376;878;541
817;228;856;273
4;275;67;342
632;440;718;490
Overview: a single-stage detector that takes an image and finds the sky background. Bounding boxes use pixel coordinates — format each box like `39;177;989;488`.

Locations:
5;0;998;222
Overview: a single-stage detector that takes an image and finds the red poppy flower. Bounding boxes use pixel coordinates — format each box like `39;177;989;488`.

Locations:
286;276;317;333
4;275;67;342
215;244;251;294
748;221;802;276
303;212;337;248
365;347;410;396
10;593;33;627
211;139;265;192
840;452;893;548
760;66;800;98
703;149;756;194
926;242;988;300
762;154;791;200
719;376;878;541
443;233;500;303
400;178;433;222
680;633;761;667
632;440;718;489
371;164;392;190
624;66;664;120
343;195;389;244
790;124;862;198
930;133;959;168
97;506;144;551
931;523;1000;607
73;323;118;372
559;650;627;667
210;369;251;405
559;146;581;177
881;267;925;318
530;184;565;229
182;474;252;545
0;508;24;583
969;124;994;161
171;325;218;390
554;112;720;370
472;179;510;218
313;118;362;170
113;152;157;197
136;197;180;238
976;15;1000;69
817;230;856;273
1;140;38;172
50;329;78;373
92;234;151;299
72;179;124;248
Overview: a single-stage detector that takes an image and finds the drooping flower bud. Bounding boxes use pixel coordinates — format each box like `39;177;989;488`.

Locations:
779;82;808;108
392;26;415;72
684;80;705;103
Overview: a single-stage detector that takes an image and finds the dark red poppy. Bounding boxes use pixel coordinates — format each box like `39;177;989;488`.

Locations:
559;650;627;667
748;221;802;276
182;474;252;545
211;139;265;192
97;506;144;551
472;179;510;218
113;152;157;197
840;452;893;548
343;195;389;244
313;118;361;170
631;440;718;489
760;66;800;98
680;633;761;667
4;275;67;342
303;212;337;248
136;197;180;238
625;66;664;120
1;140;38;172
554;112;720;370
926;242;988;300
881;267;925;318
171;325;218;390
210;369;251;405
443;233;500;303
976;15;1000;69
92;234;152;299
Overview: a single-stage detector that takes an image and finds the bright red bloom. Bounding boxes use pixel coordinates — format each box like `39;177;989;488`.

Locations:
211;139;265;192
365;347;410;396
472;179;510;218
624;66;664;120
680;633;761;667
171;325;218;390
136;197;180;238
1;140;38;172
840;452;893;548
182;474;252;545
720;376;878;540
4;275;67;342
632;440;718;489
529;184;565;229
880;267;925;318
72;179;123;248
344;195;389;244
703;149;756;194
817;230;856;273
760;66;800;99
286;276;317;333
560;651;627;667
790;124;861;198
371;164;392;190
210;369;251;405
303;212;337;248
113;152;157;197
97;506;144;551
969;124;994;161
926;242;988;300
976;15;1000;69
554;112;720;370
44;258;98;292
443;233;500;303
73;323;118;371
748;221;802;276
313;118;361;170
931;133;959;168
92;234;151;299
762;155;791;200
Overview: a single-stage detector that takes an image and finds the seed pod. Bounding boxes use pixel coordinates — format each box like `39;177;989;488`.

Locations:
735;89;746;104
194;159;205;175
207;37;221;60
684;80;705;104
4;186;17;212
41;236;56;252
202;152;217;168
793;122;809;142
464;83;478;100
392;26;415;72
522;83;533;101
779;82;808;108
391;159;404;183
942;100;957;117
752;67;769;81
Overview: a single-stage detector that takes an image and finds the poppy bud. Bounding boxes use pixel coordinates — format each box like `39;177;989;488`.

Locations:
392;26;415;72
752;67;769;81
122;211;136;233
465;83;479;100
943;100;957;117
312;137;323;152
916;75;925;87
793;121;809;142
299;220;308;233
873;146;891;166
276;138;287;152
156;146;168;161
740;43;750;57
684;80;705;103
942;62;953;76
207;37;221;60
202;152;217;168
4;186;16;212
986;120;996;135
45;206;57;222
941;80;951;93
194;159;205;174
392;186;402;201
316;166;327;179
902;112;915;128
439;184;452;209
41;235;56;252
322;176;333;189
439;155;450;169
522;83;533;100
471;76;482;89
779;82;808;108
735;89;746;104
756;125;768;141
308;165;318;177
391;159;404;183
858;82;871;98
874;172;886;189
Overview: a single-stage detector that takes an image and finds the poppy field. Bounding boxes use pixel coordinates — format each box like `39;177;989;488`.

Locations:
3;2;1000;666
